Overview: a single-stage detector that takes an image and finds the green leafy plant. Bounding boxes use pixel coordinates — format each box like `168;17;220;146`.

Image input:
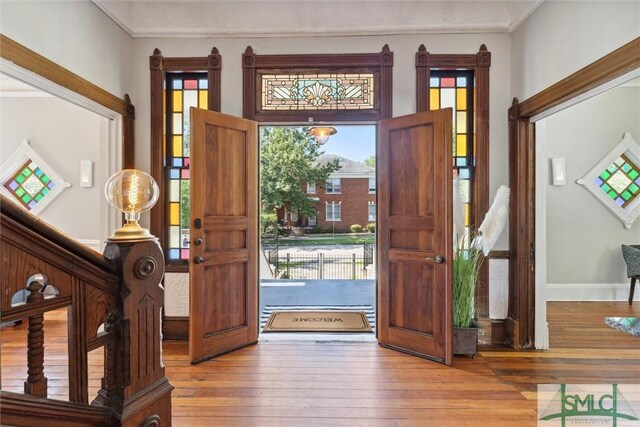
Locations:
350;224;363;233
260;211;277;234
452;237;484;328
366;223;376;233
452;183;510;329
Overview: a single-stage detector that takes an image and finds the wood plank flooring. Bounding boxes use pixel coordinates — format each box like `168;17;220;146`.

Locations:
1;302;638;426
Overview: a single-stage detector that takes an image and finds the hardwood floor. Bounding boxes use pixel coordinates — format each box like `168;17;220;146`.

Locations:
1;302;638;426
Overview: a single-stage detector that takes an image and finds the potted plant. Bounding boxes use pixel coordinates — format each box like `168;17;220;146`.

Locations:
452;183;510;357
452;237;483;357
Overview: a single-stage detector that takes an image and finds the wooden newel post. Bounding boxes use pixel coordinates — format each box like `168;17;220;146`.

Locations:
104;239;173;427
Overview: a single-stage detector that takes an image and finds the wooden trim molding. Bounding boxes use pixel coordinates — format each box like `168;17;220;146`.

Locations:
162;316;189;340
0;34;135;168
242;45;393;122
148;48;222;269
517;38;640;118
508;37;640;349
415;44;491;319
488;250;510;259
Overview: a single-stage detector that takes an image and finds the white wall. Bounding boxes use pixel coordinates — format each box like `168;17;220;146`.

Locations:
0;0;133;98
511;0;640;101
0;95;108;246
543;85;640;287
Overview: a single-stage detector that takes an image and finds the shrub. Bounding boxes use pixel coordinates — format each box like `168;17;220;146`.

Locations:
350;224;363;233
264;224;285;236
366;223;376;233
260;212;277;233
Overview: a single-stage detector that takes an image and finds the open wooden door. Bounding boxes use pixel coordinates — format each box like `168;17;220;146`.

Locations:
377;109;453;365
189;109;258;364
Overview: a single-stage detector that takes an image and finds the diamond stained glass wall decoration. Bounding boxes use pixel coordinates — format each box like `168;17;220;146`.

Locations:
577;133;640;229
166;74;208;261
595;154;640;208
261;73;375;111
0;139;71;215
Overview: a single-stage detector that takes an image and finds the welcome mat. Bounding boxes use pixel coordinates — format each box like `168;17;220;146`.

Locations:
263;311;372;333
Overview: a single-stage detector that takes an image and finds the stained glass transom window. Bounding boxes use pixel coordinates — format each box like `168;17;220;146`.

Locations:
429;71;474;228
166;73;208;261
595;154;640;208
0;139;70;215
577;133;640;229
261;73;375;111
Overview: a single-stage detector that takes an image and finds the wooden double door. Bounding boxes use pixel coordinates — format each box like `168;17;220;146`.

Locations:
189;109;453;365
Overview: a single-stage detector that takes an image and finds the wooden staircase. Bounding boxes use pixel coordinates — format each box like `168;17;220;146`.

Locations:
0;195;173;426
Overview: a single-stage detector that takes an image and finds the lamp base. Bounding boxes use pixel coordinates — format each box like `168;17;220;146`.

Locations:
107;222;156;242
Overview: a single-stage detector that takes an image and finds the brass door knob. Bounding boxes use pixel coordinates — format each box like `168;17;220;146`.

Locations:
194;256;205;264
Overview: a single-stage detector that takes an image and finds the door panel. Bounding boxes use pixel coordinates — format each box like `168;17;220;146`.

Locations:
189;109;258;364
377;110;453;365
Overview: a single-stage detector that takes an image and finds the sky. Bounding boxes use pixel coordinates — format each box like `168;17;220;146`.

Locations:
259;124;376;163
319;125;376;163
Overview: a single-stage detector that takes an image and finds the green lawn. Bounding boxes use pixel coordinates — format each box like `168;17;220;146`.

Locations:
262;234;375;246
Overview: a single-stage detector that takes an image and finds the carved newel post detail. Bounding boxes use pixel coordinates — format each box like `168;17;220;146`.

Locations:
23;274;48;397
104;240;173;427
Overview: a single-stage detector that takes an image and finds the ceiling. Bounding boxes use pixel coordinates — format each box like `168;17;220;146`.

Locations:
92;0;544;38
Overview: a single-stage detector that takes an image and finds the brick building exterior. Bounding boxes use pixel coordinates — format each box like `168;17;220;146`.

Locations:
278;154;376;233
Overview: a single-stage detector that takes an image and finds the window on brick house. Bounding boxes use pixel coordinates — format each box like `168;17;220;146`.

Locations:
326;178;341;194
368;201;376;221
326;201;341;221
307;182;316;193
368;177;376;193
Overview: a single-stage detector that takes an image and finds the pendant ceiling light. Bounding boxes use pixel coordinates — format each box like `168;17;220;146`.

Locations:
307;126;337;145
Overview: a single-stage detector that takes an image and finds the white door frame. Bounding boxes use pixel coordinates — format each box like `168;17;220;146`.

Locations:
531;68;640;349
0;58;123;248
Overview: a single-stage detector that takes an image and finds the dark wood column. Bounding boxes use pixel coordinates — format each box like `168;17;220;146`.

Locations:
104;239;173;427
507;98;535;350
149;48;165;252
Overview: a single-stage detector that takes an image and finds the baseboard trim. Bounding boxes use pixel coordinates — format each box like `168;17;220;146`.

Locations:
546;283;636;301
163;316;188;340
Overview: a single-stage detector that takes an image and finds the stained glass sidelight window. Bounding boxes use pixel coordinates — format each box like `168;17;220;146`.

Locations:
261;73;375;111
165;73;208;261
429;70;475;229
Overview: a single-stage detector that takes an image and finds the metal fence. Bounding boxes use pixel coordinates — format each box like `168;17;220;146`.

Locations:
363;242;374;267
265;252;371;280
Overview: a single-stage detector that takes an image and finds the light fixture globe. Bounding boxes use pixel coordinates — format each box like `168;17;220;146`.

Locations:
308;126;337;145
105;169;159;242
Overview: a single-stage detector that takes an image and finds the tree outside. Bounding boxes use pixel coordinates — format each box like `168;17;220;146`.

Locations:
260;127;340;219
363;155;376;168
